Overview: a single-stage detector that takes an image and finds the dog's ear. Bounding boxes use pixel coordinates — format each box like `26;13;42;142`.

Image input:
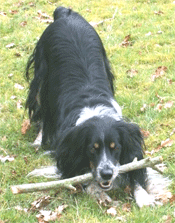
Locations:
55;125;91;178
117;122;144;165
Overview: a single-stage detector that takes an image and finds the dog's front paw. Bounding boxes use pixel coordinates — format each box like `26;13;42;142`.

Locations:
134;184;155;208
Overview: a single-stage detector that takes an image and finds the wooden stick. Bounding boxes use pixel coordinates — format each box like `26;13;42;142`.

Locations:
11;156;163;194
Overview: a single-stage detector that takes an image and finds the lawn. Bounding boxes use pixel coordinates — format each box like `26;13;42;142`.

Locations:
0;0;175;222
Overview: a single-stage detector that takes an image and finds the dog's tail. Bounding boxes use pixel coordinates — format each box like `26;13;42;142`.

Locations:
53;6;72;21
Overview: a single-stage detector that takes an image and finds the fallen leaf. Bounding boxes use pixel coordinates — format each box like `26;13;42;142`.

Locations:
15;205;28;213
0;155;15;163
157;30;163;34
29;2;35;7
170;129;175;136
164;101;173;109
36;210;58;222
8;73;13;77
140;104;147;112
21;119;31;134
154;11;163;15
36;204;68;222
126;69;138;78
10;95;16;100
0;11;7;16
155;103;163;112
23;156;28;164
145;31;152;36
155;138;173;153
9;10;18;15
2;136;7;141
141;129;150;138
151;66;167;81
30;196;51;211
20;21;27;27
55;204;68;214
106;207;117;217
14;52;21;57
122;203;131;212
169;194;175;203
120;35;132;47
167;78;172;84
17;100;22;109
155;93;164;103
14;83;24;90
6;43;15;48
124;185;132;195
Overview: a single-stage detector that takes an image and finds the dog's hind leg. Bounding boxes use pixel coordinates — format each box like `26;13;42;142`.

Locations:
30;129;42;147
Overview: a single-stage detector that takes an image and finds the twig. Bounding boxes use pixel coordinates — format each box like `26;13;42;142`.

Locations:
11;156;163;194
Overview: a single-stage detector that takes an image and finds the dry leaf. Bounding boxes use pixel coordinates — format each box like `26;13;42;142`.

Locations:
154;11;163;15
155;103;163;112
55;204;68;214
2;136;7;141
141;129;150;138
21;119;31;134
126;69;138;78
6;43;15;48
9;10;18;15
170;129;175;136
14;83;24;90
8;73;13;77
167;78;172;84
29;2;35;7
122;203;131;212
17;100;22;109
14;52;21;57
20;21;27;27
106;207;117;217
120;35;132;47
164;101;173;109
157;30;163;34
156;94;164;103
169;194;175;203
151;66;167;81
15;205;28;213
140;104;147;112
30;196;51;211
36;204;67;222
10;95;16;100
0;11;7;16
145;31;152;36
0;155;15;163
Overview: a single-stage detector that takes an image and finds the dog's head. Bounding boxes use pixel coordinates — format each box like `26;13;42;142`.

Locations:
55;117;144;190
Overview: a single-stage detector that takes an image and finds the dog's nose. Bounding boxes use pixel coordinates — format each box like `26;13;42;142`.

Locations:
100;168;113;181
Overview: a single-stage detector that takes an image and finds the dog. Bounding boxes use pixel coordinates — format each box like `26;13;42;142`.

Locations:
26;7;170;208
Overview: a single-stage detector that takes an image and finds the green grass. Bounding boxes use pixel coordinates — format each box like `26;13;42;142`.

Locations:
0;0;175;222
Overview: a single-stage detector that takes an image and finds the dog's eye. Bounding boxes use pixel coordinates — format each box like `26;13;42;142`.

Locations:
91;143;99;153
109;142;115;149
94;143;99;149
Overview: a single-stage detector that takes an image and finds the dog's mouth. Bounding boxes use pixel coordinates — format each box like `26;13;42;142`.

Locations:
99;181;113;191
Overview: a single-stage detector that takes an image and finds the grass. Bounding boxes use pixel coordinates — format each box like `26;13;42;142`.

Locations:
0;0;175;222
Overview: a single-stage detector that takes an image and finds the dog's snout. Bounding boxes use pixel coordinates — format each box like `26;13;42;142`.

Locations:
100;168;113;181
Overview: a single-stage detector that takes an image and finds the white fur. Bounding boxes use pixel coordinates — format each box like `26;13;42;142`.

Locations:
76;98;122;126
134;184;155;208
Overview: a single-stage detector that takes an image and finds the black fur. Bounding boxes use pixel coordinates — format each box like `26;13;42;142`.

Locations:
26;7;147;193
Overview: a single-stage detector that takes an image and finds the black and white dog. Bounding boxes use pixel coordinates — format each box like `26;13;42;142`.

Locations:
26;7;170;207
